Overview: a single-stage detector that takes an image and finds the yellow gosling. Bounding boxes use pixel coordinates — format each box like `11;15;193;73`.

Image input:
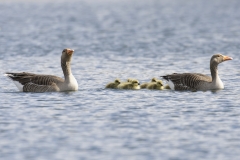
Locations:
146;81;164;90
105;79;121;89
141;78;159;89
117;79;140;90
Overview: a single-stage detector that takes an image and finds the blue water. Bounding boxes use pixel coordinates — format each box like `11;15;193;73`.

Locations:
1;0;240;159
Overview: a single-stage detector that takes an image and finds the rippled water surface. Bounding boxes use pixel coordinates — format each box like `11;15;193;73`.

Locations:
1;0;240;159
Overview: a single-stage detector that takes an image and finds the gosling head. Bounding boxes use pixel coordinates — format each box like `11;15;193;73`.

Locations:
127;78;136;82
156;81;163;86
114;79;121;85
131;80;140;86
151;78;157;82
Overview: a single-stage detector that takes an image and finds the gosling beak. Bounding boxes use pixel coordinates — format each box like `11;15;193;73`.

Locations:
138;83;140;85
66;49;74;55
223;55;233;61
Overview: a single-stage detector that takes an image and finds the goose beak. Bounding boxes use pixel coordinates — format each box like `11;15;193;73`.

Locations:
223;56;233;61
66;49;74;55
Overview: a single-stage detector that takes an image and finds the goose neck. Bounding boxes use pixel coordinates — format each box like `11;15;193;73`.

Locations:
210;62;218;82
61;59;72;82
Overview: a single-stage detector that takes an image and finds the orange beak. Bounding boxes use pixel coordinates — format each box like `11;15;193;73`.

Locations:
223;55;233;61
66;49;74;55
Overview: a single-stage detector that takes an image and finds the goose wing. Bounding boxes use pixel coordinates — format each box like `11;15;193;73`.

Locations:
22;82;60;92
161;73;212;91
5;72;64;92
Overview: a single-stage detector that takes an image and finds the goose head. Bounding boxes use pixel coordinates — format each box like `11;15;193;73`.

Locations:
210;54;232;66
61;48;74;63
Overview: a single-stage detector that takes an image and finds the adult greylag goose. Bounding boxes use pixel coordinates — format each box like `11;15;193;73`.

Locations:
117;79;140;90
105;79;121;89
161;54;232;91
5;48;78;92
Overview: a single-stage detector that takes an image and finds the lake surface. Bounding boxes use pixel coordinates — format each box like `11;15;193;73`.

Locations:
0;0;240;159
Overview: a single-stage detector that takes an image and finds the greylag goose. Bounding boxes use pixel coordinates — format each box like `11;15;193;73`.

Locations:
5;48;78;92
146;81;164;90
117;79;140;90
161;54;232;91
105;79;121;89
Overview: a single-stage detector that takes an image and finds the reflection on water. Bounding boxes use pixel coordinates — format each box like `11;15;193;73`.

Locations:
1;0;240;160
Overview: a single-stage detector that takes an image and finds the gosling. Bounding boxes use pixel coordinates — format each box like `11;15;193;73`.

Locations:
146;81;164;90
117;79;140;90
105;79;121;89
141;78;159;89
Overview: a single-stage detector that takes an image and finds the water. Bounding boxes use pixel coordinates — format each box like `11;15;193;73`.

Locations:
1;0;240;159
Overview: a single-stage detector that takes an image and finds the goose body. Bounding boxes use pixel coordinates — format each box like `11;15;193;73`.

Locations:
117;79;140;90
105;79;121;89
161;54;232;91
5;48;78;92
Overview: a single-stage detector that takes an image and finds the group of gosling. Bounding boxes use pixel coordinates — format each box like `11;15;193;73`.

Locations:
105;78;170;90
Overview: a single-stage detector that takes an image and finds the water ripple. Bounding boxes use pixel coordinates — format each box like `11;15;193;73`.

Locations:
1;0;240;160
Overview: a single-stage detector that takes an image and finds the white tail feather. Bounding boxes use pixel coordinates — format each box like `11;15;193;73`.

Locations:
166;80;175;90
4;73;23;91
